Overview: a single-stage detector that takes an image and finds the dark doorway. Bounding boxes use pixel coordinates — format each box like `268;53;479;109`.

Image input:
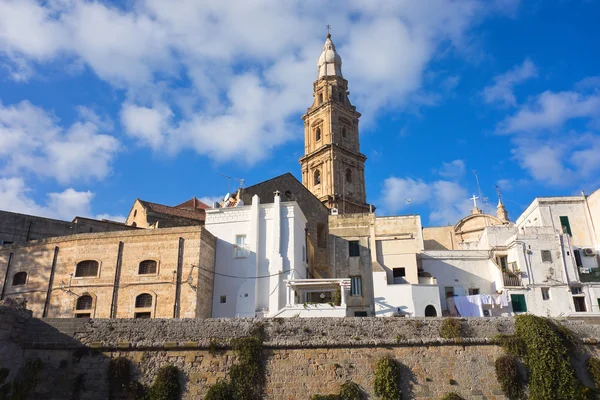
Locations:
573;296;587;312
425;305;437;317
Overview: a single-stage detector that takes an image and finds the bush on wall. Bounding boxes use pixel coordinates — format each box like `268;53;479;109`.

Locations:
148;365;180;400
494;354;525;400
373;355;402;400
310;380;364;400
439;318;463;339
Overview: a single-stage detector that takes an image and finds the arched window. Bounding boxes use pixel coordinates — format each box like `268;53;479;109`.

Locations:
425;305;437;317
315;127;321;141
314;170;321;186
131;222;137;228
138;260;157;275
75;260;99;278
133;209;137;217
76;295;93;310
135;293;153;308
12;272;27;286
339;92;344;102
342;127;347;138
346;169;352;184
318;93;323;104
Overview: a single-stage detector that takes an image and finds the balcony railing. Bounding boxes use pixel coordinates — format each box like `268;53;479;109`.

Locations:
503;272;523;287
579;268;600;283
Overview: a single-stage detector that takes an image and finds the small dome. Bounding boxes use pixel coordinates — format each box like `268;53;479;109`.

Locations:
318;34;343;79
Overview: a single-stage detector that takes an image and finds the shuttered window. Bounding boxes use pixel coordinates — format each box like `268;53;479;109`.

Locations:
510;294;527;313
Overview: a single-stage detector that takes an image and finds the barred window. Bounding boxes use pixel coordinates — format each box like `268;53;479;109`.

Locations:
75;260;99;277
76;295;93;310
314;170;321;186
135;293;153;308
138;260;157;275
12;272;27;286
541;250;552;263
350;276;362;296
135;312;151;319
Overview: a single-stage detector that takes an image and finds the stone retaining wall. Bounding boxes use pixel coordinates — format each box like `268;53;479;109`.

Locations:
3;306;600;399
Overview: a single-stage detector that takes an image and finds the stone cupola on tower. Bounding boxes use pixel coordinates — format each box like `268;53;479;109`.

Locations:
497;199;510;222
299;33;371;214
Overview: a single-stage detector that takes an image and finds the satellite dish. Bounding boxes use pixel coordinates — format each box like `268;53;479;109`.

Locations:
223;192;230;201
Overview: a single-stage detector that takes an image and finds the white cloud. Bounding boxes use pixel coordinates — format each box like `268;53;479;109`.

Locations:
0;0;518;163
437;159;466;179
500;90;600;133
482;58;537;107
380;176;471;225
0;177;93;220
0;100;120;184
199;196;221;207
95;213;127;223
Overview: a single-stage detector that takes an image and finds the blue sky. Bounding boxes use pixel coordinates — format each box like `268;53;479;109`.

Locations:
0;0;599;226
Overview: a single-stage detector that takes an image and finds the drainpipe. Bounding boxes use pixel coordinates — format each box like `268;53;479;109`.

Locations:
559;234;571;285
42;246;59;318
0;253;13;300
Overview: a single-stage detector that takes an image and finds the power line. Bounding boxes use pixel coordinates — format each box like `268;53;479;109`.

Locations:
197;264;293;279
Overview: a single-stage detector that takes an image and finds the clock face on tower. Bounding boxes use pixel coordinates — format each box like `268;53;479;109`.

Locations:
299;33;371;215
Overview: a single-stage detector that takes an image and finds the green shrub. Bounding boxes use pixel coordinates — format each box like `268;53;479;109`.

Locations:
333;287;342;306
339;380;363;400
493;334;525;357
439;318;462;339
587;357;600;389
494;354;525;400
148;365;180;400
440;393;465;400
108;357;131;399
373;355;402;400
510;315;584;400
205;324;266;400
205;380;234;400
311;395;339;400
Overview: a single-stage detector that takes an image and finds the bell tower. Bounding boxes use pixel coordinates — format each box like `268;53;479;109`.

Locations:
299;33;371;214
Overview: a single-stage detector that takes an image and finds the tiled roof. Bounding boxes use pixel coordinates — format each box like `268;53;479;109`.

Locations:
138;200;206;222
175;197;211;210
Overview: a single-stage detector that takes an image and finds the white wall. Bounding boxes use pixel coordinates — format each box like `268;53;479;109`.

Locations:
372;270;441;317
206;196;307;318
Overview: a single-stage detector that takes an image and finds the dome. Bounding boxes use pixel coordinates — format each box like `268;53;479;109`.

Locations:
318;34;343;78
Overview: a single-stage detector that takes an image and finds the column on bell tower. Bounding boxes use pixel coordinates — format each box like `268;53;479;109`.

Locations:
299;33;371;214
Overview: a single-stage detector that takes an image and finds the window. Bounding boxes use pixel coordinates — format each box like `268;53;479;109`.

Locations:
348;240;360;257
342;127;347;137
393;268;406;284
318;93;323;104
135;312;151;319
314;170;321;186
133;209;137;217
560;216;572;236
135;293;153;308
425;305;437;317
315;127;321;141
510;294;527;313
138;260;157;275
541;250;552;263
75;313;91;319
338;92;344;102
12;272;27;286
445;286;455;298
75;260;99;278
574;297;586;312
496;255;508;271
346;169;352;184
350;276;362;296
575;249;583;267
317;223;327;248
571;286;583;295
220;296;227;304
541;287;550;301
76;295;93;310
235;235;248;258
354;311;368;317
468;288;480;295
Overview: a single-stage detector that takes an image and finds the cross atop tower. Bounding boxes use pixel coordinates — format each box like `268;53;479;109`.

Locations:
326;24;331;37
470;194;480;209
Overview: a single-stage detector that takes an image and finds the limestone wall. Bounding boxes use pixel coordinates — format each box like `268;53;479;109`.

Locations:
0;226;216;319
4;308;600;399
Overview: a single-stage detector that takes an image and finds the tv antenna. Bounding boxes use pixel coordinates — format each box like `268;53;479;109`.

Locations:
233;177;245;189
218;173;231;194
405;198;412;214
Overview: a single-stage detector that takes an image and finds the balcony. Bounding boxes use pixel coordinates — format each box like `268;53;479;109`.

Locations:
503;272;523;287
579;268;600;283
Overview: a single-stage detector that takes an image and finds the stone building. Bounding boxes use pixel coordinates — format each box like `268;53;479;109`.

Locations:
125;198;209;228
0;226;216;319
299;34;372;214
0;209;136;245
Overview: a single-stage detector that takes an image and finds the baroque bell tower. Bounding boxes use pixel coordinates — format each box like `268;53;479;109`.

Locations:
299;33;371;214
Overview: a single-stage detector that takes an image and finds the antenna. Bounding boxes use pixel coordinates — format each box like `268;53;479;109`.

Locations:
233;177;245;189
218;173;231;194
405;198;412;214
495;185;503;203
